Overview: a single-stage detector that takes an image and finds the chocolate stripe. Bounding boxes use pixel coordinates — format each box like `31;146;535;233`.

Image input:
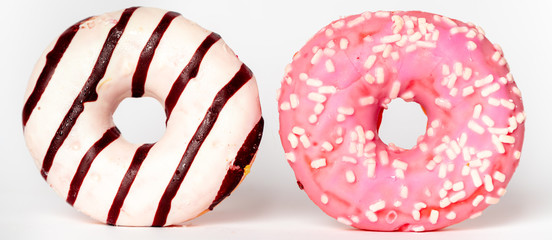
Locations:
152;63;253;226
164;32;221;118
208;117;263;210
131;11;180;97
106;143;154;225
66;127;121;205
22;19;85;126
40;7;137;180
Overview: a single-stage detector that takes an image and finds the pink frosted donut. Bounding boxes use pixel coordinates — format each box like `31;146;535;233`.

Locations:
22;7;263;226
278;11;525;231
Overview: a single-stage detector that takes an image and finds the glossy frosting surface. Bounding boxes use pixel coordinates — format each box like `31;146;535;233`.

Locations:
278;11;525;231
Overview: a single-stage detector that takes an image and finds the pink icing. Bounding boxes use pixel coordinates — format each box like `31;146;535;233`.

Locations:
278;11;525;231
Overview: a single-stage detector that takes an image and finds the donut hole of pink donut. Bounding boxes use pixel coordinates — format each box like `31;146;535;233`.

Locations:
278;10;525;232
378;99;428;150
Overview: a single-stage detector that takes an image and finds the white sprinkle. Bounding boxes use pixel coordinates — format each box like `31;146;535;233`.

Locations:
481;115;495;127
311;49;323;64
280;102;291;111
342;156;357;164
493;171;506;182
400;91;415;100
453;181;464;191
379;150;389;165
308;92;327;103
416;41;436;48
337;106;355;115
336;114;346;122
400;185;408;199
396;35;408;47
471;169;483;187
307;78;323;87
492;134;505;153
419;143;428;152
389;82;401;99
310;158;326;169
484;174;494;192
446;212;457;220
292;126;306;135
364;55;377;69
337;217;352;226
514;150;521;159
438;164;447;178
501;99;515;110
414;202;427;210
364;73;376;84
405;45;417;53
345;170;356;183
469;159;482;168
365;130;375;141
470;212;483;219
324;48;336;57
445;74;457;89
418;18;428;35
429;210;439;224
369;200;386;212
340;38;349;50
477;150;493;159
432;29;440;41
325;59;335;73
445;149;457;161
489;127;509;135
375;67;385;84
459;132;468;147
508;116;518;133
365;211;378;222
308;114;317;124
488;97;500;106
475;74;494;87
347;16;365;28
321;141;334;151
498;188;507;196
288;133;298;148
299;73;309;80
318;86;337;94
466;29;477;38
351;215;360;224
467;41;477;51
485;196;500;205
381;34;402;43
290;94;299;108
359;96;375;106
442;64;451;75
332;20;345;29
321;194;329;204
440;198;451;208
336;137;343;144
408;32;423;42
468;120;485;134
462;165;470;176
299;135;311;148
453;62;463;76
491;51;501;62
512;86;521;97
435;98;452;109
411;225;425;232
463;67;473;80
285;152;295;162
450;190;466;203
366;159;376;178
516;112;526;124
481;83;500;97
375;11;390;18
392;15;404;33
442;16;457;26
462;86;475;96
473;195;484;207
472;104;482;119
372;44;387;53
325;28;334;37
412;210;421;221
479;159;491;173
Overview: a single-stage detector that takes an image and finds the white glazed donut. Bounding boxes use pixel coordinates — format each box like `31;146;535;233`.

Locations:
22;7;263;226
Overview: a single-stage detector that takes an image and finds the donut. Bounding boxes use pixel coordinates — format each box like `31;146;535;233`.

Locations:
22;7;263;227
278;11;525;231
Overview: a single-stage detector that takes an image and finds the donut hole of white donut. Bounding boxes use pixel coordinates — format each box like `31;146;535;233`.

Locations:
113;97;166;144
378;98;428;150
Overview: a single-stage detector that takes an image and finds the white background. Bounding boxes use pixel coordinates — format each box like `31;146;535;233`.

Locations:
1;0;551;239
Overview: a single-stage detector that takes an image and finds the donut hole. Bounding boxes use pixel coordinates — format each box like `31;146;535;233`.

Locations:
113;97;166;144
378;99;427;150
